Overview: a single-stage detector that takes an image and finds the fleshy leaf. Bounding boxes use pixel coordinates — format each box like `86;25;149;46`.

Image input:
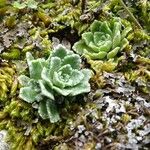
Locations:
53;69;91;96
58;64;72;76
90;20;101;32
85;51;107;60
28;59;47;80
107;47;120;59
100;21;112;35
112;30;121;49
52;65;73;88
53;86;71;96
62;54;81;69
51;44;67;59
49;57;61;78
46;100;60;123
88;42;100;52
18;75;31;86
26;52;34;65
66;69;84;86
73;40;92;55
19;87;38;103
38;100;49;119
39;80;54;100
53;71;66;88
113;21;122;35
82;32;94;46
69;69;91;96
98;41;112;52
41;67;53;87
93;32;105;44
28;79;39;91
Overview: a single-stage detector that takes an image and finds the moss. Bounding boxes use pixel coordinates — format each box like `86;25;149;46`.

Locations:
0;63;16;101
0;0;149;149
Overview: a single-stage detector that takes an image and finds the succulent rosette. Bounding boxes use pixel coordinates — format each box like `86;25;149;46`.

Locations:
19;44;91;123
73;18;132;60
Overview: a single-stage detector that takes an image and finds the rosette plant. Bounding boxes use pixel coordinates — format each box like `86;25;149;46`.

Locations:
19;45;91;123
73;18;132;60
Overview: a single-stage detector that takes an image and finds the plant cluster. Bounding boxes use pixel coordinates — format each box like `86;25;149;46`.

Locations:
0;0;149;149
19;45;91;123
73;18;132;60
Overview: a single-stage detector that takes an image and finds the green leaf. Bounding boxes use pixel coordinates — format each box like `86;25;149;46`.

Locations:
51;44;67;59
112;30;121;49
28;59;47;80
19;87;38;103
82;32;94;46
42;57;61;86
69;69;91;96
58;64;72;76
112;22;121;40
41;67;53;87
26;52;34;65
35;93;43;102
49;57;61;78
52;64;74;88
66;69;84;87
28;79;39;90
100;21;112;35
53;69;91;96
72;40;92;55
90;20;101;32
39;80;54;100
46;100;60;123
107;47;120;59
88;42;100;52
52;64;73;87
18;75;31;86
62;54;81;69
93;32;105;44
53;71;66;88
38;99;60;123
53;86;71;96
38;100;49;119
86;51;107;60
98;41;112;52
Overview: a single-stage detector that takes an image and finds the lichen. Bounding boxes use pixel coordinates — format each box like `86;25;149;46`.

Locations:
0;0;149;149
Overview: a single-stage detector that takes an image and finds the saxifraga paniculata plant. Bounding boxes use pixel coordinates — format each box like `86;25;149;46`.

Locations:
73;18;132;60
18;44;91;123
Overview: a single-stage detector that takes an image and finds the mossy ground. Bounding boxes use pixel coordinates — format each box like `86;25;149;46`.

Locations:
0;0;149;149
